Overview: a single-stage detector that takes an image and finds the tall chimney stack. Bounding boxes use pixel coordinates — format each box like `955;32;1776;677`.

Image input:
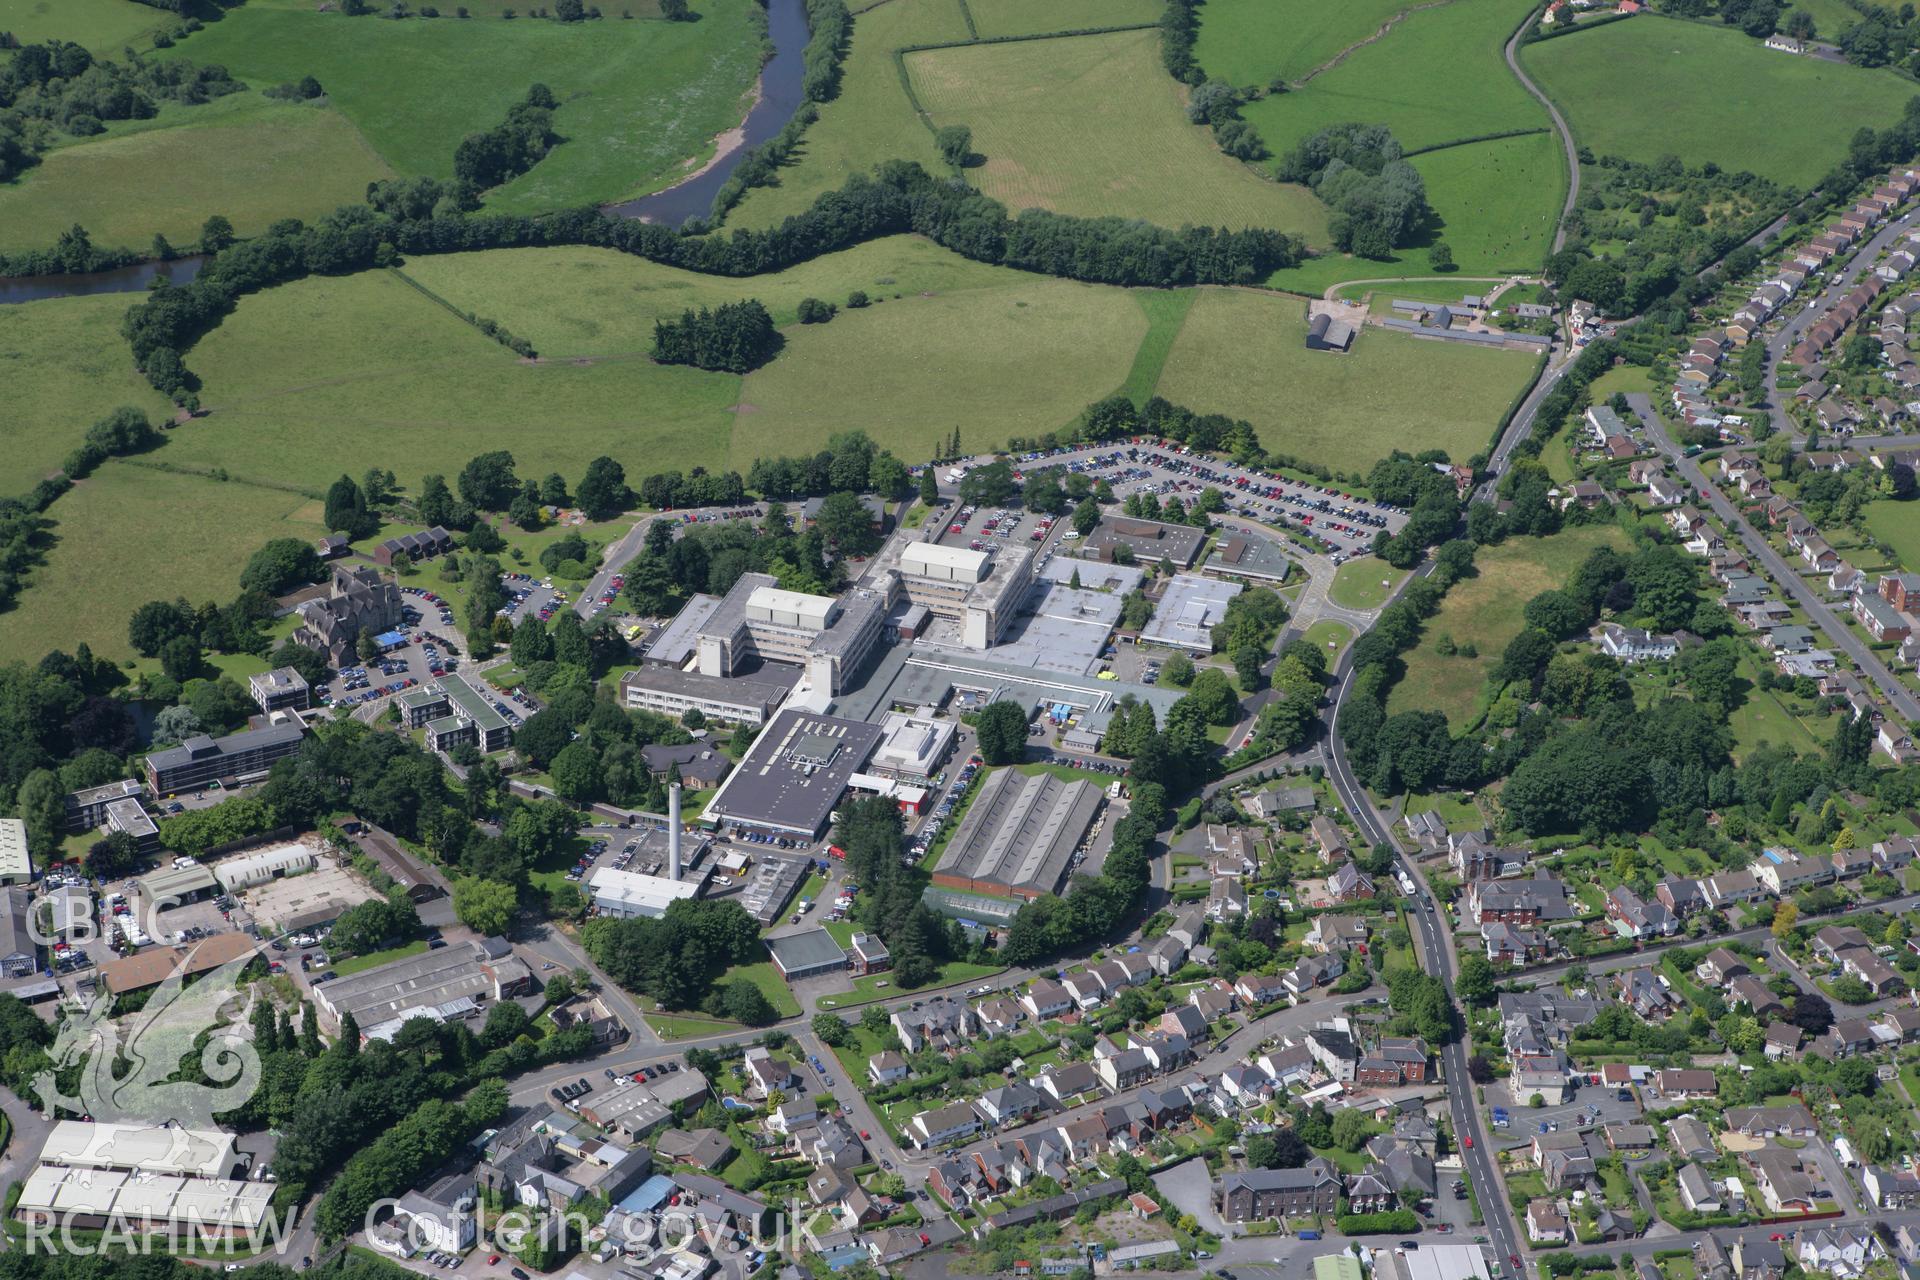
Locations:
668;783;683;881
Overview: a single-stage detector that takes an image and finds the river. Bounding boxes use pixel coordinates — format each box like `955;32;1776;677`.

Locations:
604;0;810;226
0;254;205;306
2;0;810;301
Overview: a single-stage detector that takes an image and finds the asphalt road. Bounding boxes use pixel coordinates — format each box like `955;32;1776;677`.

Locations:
1505;19;1578;256
1626;391;1920;722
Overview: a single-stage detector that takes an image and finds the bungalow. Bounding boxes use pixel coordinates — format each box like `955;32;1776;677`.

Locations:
1668;1115;1719;1162
1679;1163;1723;1213
1724;1104;1818;1139
1652;1067;1718;1101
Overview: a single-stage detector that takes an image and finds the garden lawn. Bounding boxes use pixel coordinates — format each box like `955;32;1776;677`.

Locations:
163;2;761;211
962;0;1161;37
906;29;1329;240
1727;651;1825;760
735;276;1147;470
1329;561;1407;611
1521;16;1915;187
718;960;804;1020
0;462;330;664
167;268;741;493
817;959;1004;1009
0;0;167;51
1238;0;1548;154
1155;287;1536;474
1866;500;1920;571
394;237;1037;356
0;93;393;254
1385;523;1630;726
1193;0;1417;86
733;0;969;227
0;293;177;484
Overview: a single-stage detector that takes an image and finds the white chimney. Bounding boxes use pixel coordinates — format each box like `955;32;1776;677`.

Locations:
668;783;682;881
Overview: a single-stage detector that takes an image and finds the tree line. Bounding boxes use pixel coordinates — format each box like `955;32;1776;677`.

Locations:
117;160;1302;400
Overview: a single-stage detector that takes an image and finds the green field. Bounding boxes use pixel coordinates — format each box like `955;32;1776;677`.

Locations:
1119;289;1198;405
736;276;1147;470
1329;561;1408;611
0;294;177;485
0;93;393;254
0;462;329;663
1866;500;1920;571
1238;0;1547;155
962;0;1161;37
1386;524;1630;725
1153;288;1537;474
0;0;165;50
1521;16;1915;187
1410;131;1565;274
164;3;761;212
1194;0;1417;87
165;269;740;493
907;30;1329;239
395;236;1035;355
1302;618;1354;657
1334;278;1502;305
734;0;968;226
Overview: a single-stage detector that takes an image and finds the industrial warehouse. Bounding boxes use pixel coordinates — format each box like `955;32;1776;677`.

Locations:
16;1121;275;1239
931;769;1105;901
704;710;885;839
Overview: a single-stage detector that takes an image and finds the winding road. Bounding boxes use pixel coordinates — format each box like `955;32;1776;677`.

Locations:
1504;16;1580;254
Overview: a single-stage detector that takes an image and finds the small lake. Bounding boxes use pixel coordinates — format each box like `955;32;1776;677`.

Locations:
605;0;810;226
0;254;206;306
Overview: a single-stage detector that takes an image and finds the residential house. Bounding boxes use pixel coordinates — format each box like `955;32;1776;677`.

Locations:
1218;1163;1342;1221
1696;948;1749;985
1652;1068;1718;1101
1305;914;1369;953
1724;1104;1818;1139
1678;1163;1723;1213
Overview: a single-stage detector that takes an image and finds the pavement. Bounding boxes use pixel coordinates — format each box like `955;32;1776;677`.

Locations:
1626;391;1920;722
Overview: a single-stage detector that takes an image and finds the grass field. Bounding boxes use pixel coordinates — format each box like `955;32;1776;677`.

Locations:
1153;287;1537;474
167;269;740;493
1194;0;1416;87
1335;278;1500;305
165;3;761;211
0;0;165;50
1119;289;1198;405
962;0;1161;37
0;93;393;254
907;29;1329;239
0;293;177;484
1238;0;1547;155
1866;500;1920;571
1329;561;1408;611
1386;524;1630;725
735;276;1147;469
0;462;329;663
1410;131;1565;274
395;236;1035;355
1521;16;1914;187
734;0;968;227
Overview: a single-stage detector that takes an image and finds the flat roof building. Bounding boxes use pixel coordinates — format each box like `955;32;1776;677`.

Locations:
705;709;885;839
765;928;848;981
868;712;957;784
691;572;888;697
143;723;306;797
397;675;511;754
735;851;813;926
1080;517;1205;569
888;541;1035;650
18;1121;272;1238
133;863;220;916
621;664;796;728
0;819;29;886
310;936;532;1039
646;593;724;668
248;667;309;715
64;778;145;833
104;796;159;854
932;768;1102;901
1139;574;1242;653
589;866;706;919
1209;532;1294;583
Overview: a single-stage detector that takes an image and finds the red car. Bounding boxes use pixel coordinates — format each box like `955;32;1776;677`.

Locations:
1770;1234;1786;1242
861;1130;870;1140
1463;1135;1473;1149
488;1255;501;1265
